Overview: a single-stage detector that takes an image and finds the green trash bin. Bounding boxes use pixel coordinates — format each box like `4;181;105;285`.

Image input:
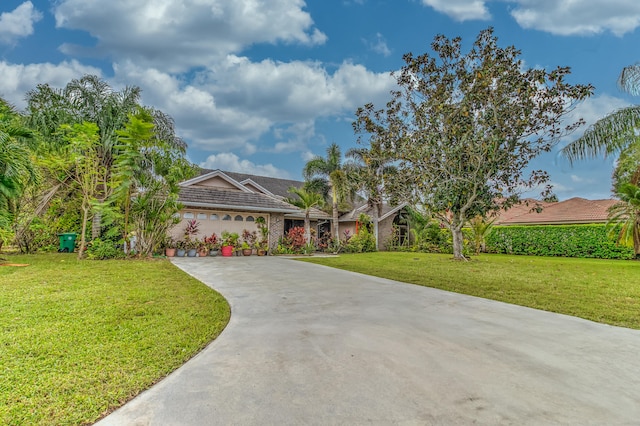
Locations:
58;233;77;253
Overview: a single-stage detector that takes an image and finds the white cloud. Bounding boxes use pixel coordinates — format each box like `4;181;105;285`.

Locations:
53;0;326;71
0;1;42;44
510;0;640;36
111;58;395;154
199;152;291;178
366;33;392;57
417;0;640;37
0;60;102;109
419;0;490;21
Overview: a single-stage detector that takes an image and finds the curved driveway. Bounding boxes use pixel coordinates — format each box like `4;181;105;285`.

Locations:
97;256;640;425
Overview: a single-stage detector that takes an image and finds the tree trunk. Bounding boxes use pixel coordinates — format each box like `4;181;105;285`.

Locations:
451;223;465;260
78;203;90;260
91;210;101;240
332;200;339;242
372;201;380;250
304;211;311;245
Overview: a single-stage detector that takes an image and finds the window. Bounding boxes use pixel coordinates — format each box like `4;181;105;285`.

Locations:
183;212;194;219
210;214;219;220
246;216;255;222
234;215;244;221
222;214;232;221
197;213;207;220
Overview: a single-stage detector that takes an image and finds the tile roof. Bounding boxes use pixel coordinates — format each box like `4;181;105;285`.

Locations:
199;169;304;199
179;186;300;213
496;197;618;225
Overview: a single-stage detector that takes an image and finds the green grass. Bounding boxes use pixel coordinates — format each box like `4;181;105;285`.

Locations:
0;253;230;426
301;252;640;329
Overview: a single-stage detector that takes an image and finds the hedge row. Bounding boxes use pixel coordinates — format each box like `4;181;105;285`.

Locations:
485;224;635;260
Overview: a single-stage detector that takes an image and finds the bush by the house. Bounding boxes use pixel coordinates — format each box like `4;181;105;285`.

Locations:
486;224;635;259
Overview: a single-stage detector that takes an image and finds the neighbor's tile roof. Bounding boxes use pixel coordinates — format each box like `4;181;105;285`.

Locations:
496;197;618;225
179;185;300;213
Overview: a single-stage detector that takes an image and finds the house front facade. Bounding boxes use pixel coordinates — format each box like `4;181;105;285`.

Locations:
172;170;330;249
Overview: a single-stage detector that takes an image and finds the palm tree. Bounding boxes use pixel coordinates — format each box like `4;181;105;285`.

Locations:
561;63;640;258
345;142;396;249
0;98;38;235
286;187;325;244
303;143;349;240
608;183;640;257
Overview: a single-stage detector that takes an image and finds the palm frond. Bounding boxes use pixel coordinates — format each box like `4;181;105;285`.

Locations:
618;64;640;96
560;106;640;164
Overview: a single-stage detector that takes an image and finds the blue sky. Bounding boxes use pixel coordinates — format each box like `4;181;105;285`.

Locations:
2;1;640;200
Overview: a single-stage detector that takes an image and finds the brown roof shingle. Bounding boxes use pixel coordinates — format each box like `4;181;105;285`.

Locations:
179;186;300;213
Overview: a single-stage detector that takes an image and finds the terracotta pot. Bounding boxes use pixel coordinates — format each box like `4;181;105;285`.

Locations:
242;249;252;256
198;248;208;257
221;246;234;257
165;247;176;257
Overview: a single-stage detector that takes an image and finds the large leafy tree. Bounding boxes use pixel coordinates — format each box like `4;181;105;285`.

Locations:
303;143;349;239
358;28;592;259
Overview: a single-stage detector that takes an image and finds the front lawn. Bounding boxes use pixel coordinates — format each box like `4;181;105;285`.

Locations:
0;253;230;425
301;252;640;329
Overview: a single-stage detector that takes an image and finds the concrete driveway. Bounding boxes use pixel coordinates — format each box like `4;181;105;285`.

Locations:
97;256;640;425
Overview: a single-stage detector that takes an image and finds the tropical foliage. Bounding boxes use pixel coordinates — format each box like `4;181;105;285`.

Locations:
1;74;194;257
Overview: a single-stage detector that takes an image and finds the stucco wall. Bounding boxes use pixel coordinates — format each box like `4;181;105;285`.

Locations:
171;209;267;244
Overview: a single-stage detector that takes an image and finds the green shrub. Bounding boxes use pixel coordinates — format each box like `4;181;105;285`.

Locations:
86;238;126;260
486;224;635;259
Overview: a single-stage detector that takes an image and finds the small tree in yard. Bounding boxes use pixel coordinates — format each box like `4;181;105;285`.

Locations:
356;28;593;259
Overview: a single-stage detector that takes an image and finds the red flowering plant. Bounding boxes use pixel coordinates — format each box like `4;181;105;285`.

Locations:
204;232;220;250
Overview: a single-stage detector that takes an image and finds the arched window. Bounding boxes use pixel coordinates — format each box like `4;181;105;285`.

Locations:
210;214;219;220
222;214;232;221
234;215;244;221
197;213;207;220
183;212;194;219
246;216;255;222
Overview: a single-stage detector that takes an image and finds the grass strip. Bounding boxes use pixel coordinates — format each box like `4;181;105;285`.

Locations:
0;253;230;425
300;252;640;329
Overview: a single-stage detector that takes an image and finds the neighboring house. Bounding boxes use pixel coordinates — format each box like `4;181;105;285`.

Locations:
339;202;409;249
173;170;330;248
495;197;618;225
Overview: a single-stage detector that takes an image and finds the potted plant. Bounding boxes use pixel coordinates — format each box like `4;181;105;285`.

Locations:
241;229;257;256
221;231;239;257
164;237;177;257
176;239;187;257
256;217;269;255
204;232;220;256
197;239;209;257
185;237;198;257
256;240;269;256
